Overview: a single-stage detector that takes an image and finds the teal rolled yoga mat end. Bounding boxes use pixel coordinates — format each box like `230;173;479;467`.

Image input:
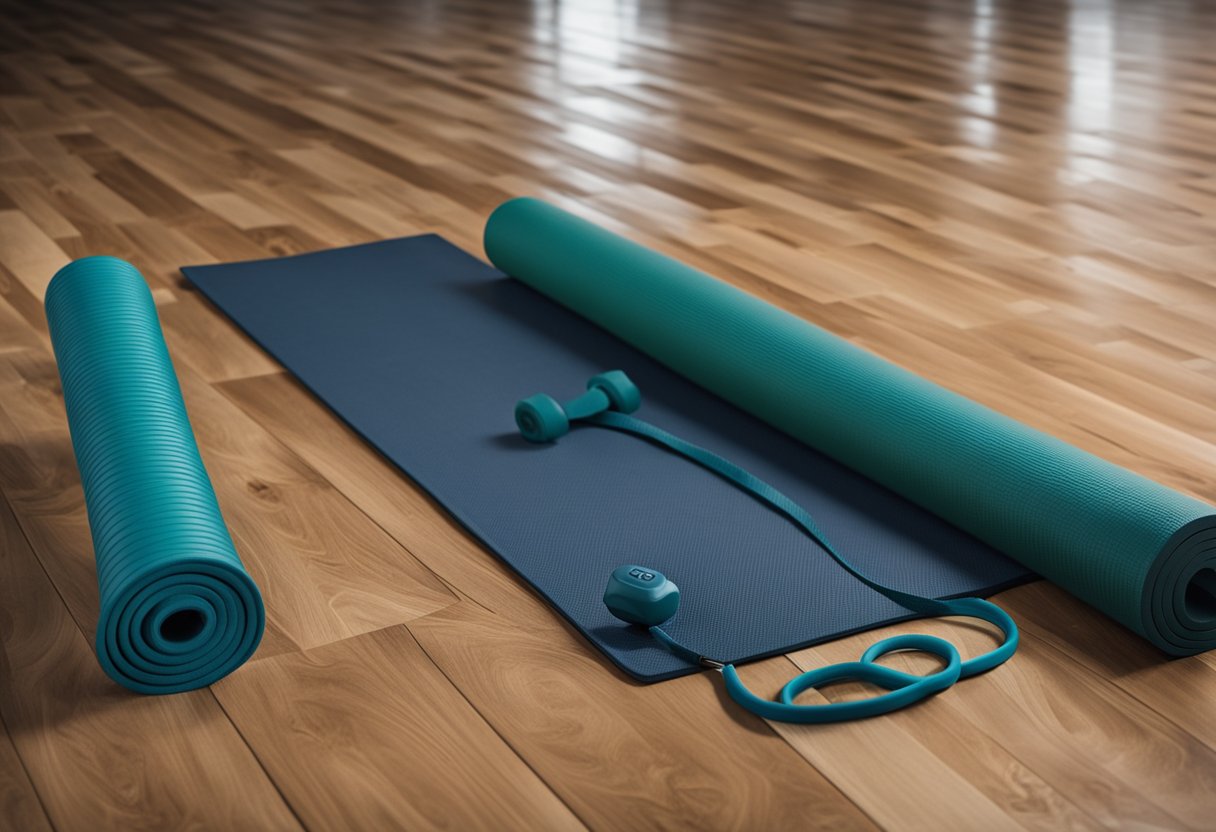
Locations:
45;256;264;694
485;197;1216;656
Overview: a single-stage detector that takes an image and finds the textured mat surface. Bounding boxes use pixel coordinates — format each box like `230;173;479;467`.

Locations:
184;236;1031;681
47;256;264;693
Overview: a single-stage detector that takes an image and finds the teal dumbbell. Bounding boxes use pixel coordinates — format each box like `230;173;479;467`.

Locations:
515;370;641;443
603;565;680;627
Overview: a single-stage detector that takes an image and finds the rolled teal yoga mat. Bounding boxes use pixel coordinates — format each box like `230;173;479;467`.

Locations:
45;256;264;694
485;198;1216;656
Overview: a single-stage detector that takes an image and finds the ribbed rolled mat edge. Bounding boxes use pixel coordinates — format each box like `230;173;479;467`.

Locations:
45;256;264;694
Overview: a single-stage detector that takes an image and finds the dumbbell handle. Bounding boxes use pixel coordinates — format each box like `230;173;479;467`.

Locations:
515;370;641;443
560;387;610;420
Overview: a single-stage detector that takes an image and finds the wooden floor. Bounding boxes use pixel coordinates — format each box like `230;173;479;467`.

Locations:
2;0;1215;828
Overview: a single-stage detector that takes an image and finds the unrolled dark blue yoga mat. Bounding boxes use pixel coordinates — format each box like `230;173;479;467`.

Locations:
184;235;1030;681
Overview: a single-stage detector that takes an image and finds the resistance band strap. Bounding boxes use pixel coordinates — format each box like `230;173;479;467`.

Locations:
588;410;1018;723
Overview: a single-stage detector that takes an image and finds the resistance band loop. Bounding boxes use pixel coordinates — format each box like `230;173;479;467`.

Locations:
589;410;1018;723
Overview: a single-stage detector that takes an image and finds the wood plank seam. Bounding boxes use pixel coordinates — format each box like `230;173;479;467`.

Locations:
399;621;596;829
0;703;54;831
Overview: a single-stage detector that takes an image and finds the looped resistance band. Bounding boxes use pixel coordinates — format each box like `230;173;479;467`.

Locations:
589;410;1018;723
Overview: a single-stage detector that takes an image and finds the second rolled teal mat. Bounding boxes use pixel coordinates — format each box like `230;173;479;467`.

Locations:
484;198;1216;656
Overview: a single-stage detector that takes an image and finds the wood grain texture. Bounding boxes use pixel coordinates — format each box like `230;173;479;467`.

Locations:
2;0;1216;827
212;624;584;831
408;602;875;831
0;713;51;832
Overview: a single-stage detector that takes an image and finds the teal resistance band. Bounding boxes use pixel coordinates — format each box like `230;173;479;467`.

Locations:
516;371;1018;724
